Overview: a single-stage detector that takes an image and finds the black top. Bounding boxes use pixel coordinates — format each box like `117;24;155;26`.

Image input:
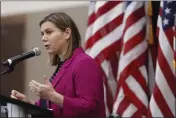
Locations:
49;61;65;82
40;60;65;108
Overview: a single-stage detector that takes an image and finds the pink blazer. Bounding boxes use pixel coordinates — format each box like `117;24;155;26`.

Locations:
37;47;106;118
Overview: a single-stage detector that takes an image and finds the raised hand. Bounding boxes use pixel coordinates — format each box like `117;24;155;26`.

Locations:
29;75;55;100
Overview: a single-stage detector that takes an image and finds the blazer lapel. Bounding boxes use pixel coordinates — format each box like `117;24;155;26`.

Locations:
52;66;66;88
51;47;84;88
51;54;75;88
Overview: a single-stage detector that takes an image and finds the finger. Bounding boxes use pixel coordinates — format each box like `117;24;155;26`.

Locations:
44;75;50;85
15;93;25;99
29;85;39;96
11;95;17;99
29;83;39;94
31;80;41;88
29;84;37;93
44;75;47;81
29;85;36;93
29;81;39;90
29;83;38;94
11;90;18;95
12;90;24;95
29;84;32;91
11;90;21;97
11;90;15;95
29;83;36;91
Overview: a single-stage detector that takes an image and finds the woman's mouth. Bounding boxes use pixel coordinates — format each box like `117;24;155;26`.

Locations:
44;45;50;49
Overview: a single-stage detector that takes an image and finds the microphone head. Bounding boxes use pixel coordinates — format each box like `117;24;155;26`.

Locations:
33;47;41;56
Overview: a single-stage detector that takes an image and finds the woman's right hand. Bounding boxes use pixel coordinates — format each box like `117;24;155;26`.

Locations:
11;90;35;105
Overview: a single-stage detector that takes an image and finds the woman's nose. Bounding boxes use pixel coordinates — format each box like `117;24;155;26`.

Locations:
41;35;47;42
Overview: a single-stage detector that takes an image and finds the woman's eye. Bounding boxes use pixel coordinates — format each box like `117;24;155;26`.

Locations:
46;31;52;35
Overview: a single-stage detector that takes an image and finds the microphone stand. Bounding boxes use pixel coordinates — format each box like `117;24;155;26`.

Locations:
0;65;15;75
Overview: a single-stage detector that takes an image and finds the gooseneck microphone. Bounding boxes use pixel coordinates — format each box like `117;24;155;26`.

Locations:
2;47;41;67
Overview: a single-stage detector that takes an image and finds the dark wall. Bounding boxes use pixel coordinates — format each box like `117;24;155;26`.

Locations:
1;15;26;96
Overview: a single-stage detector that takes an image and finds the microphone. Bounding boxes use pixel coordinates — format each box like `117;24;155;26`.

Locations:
2;47;41;66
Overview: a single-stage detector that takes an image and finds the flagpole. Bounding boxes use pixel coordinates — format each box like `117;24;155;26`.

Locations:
174;15;176;71
174;14;176;118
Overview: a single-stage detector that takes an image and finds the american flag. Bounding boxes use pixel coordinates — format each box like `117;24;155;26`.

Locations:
85;1;125;116
148;1;176;118
112;1;149;117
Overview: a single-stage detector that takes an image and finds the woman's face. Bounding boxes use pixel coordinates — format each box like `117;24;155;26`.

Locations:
40;21;70;55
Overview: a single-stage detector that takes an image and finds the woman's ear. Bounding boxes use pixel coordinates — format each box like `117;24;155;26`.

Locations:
64;28;71;40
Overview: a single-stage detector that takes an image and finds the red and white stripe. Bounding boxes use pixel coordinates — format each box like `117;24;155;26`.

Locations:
148;2;176;117
113;2;149;117
85;1;126;116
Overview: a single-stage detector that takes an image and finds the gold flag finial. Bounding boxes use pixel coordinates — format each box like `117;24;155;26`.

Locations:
147;1;154;45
